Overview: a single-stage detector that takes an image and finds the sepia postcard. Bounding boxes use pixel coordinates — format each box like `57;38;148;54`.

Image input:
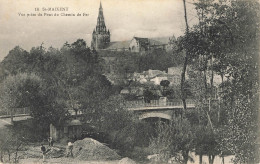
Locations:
0;0;259;164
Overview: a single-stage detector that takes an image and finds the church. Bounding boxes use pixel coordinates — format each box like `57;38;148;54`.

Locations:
91;2;175;52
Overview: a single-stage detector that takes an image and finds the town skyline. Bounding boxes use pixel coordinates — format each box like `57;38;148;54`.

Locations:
0;0;197;61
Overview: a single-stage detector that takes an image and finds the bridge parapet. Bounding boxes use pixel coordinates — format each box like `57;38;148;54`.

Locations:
125;99;195;108
0;107;30;116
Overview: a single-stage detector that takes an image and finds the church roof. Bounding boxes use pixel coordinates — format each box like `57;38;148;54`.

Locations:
105;41;131;50
148;39;165;46
134;37;148;42
133;37;149;46
134;36;171;46
150;37;171;45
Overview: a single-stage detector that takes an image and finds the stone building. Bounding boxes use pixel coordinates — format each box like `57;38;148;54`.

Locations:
50;119;82;141
129;37;149;52
91;2;110;50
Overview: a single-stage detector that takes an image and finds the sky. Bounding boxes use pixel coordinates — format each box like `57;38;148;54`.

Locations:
0;0;197;61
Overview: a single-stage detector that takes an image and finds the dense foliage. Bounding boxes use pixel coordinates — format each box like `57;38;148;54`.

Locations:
0;39;122;132
150;0;259;163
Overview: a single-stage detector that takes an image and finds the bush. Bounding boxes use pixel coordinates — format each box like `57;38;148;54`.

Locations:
149;118;194;164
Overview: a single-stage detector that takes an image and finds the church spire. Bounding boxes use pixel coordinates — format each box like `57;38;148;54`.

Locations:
99;1;102;9
91;1;110;50
96;1;106;34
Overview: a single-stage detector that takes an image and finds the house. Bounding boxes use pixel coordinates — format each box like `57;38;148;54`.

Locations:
128;68;183;87
149;74;181;86
50;119;82;141
145;69;166;78
167;67;182;85
150;75;168;85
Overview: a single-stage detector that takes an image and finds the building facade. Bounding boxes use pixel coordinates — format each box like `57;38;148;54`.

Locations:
129;37;149;52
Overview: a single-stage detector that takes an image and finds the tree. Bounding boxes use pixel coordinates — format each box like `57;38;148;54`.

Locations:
180;0;260;163
0;46;29;76
98;95;136;132
90;95;138;153
180;0;190;111
0;73;42;124
160;80;170;89
0;127;25;163
143;89;160;103
0;73;68;131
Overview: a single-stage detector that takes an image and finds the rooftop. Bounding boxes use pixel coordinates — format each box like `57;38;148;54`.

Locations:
105;41;131;50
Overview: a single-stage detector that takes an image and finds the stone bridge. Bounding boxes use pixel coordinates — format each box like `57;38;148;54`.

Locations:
126;99;196;120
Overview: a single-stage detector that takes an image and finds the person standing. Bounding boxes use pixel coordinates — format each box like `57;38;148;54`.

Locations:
66;141;74;157
48;137;53;147
41;144;46;162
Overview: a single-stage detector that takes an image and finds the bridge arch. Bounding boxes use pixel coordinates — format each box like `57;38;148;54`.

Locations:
139;112;172;120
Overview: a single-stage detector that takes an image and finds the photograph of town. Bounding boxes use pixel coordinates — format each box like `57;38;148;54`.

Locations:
0;0;259;163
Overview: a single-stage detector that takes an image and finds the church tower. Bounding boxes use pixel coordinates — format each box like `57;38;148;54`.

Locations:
91;2;110;50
